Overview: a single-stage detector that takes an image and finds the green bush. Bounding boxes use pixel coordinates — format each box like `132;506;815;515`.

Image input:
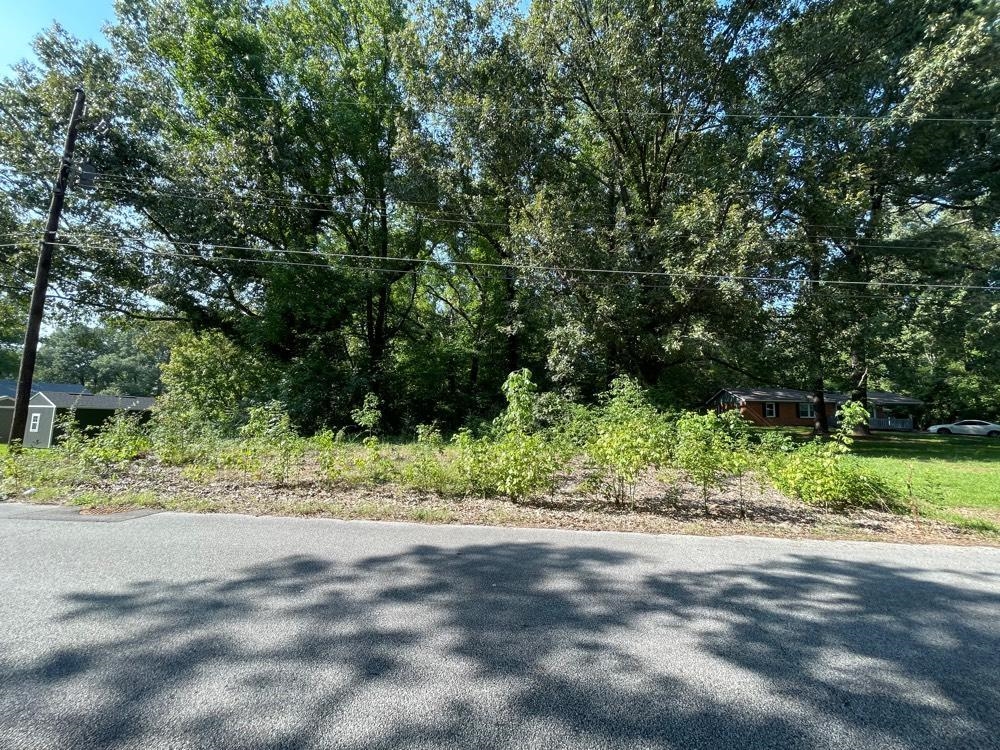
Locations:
583;377;671;506
494;369;538;435
355;436;396;485
443;372;562;501
149;394;225;466
54;411;151;477
238;401;304;484
673;412;731;513
159;331;273;433
317;431;395;487
351;392;381;437
765;401;902;511
399;425;461;496
474;431;561;501
87;413;153;465
718;410;756;517
0;448;24;495
767;441;901;511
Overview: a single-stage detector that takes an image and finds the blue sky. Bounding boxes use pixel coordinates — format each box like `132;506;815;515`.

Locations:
0;0;116;72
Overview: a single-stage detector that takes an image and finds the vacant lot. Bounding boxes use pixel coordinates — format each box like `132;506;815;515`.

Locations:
2;428;998;546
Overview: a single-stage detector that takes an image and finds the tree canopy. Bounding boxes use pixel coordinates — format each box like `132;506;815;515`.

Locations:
0;0;996;428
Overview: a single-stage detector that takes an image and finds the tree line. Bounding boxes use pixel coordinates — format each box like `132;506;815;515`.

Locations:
1;0;997;431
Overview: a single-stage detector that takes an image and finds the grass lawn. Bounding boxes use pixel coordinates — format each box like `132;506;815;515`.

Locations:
747;427;1000;535
849;432;1000;532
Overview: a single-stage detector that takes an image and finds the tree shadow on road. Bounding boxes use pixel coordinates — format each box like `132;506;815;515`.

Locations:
1;542;998;749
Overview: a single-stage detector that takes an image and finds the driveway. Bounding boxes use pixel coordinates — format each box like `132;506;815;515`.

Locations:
1;503;998;749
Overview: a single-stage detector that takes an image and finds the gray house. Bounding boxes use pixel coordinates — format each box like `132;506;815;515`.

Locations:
22;392;156;449
0;381;90;445
0;395;12;445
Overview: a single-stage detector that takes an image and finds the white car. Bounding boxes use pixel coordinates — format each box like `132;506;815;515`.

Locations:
927;420;1000;437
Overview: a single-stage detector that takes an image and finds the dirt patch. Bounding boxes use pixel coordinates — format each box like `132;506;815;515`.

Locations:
6;459;997;547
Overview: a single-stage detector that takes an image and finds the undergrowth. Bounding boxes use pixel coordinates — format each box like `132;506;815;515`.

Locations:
1;372;917;519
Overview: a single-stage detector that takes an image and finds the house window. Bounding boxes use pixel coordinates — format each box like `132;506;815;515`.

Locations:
764;402;777;418
798;402;815;419
29;413;40;433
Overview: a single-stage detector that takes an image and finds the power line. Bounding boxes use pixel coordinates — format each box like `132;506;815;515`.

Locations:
139;83;1000;124
40;237;1000;292
28;241;962;306
28;167;986;236
32;174;985;253
9;165;994;252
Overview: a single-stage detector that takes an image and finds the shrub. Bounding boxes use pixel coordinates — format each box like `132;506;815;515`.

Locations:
351;392;381;437
450;428;485;494
399;425;460;495
355;436;395;485
0;448;24;495
718;410;756;517
673;412;731;513
764;402;901;511
494;369;538;435
149;394;225;466
159;331;273;432
583;377;671;506
54;411;151;477
456;370;561;501
315;429;345;482
86;413;153;465
475;431;561;501
448;373;562;501
238;401;304;484
767;441;900;511
317;430;394;487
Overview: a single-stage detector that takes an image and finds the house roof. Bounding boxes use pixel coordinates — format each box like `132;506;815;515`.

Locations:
31;392;155;411
864;390;924;406
0;380;91;399
711;387;922;406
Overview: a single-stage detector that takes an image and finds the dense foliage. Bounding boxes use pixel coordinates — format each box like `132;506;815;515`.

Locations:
0;373;905;514
0;0;997;427
33;323;166;395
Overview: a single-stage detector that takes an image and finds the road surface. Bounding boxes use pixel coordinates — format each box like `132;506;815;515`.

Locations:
1;503;998;749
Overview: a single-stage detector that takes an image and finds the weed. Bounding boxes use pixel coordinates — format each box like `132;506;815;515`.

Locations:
583;377;670;506
351;393;381;437
399;425;460;495
765;405;903;512
674;412;731;514
238;402;305;484
408;506;455;523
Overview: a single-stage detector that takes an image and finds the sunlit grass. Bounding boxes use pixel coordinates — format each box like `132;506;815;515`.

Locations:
754;429;1000;535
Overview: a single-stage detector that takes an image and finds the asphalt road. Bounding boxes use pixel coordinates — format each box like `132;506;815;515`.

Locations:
1;503;998;750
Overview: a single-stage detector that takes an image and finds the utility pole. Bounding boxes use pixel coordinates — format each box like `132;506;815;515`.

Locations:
8;87;86;446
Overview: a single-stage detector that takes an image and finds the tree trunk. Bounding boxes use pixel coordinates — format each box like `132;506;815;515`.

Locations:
807;241;829;435
812;379;830;435
849;354;870;435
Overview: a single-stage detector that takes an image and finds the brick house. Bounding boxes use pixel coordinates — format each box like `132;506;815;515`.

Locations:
706;387;923;430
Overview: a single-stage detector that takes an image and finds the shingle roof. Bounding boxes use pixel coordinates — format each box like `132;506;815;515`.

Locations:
0;380;91;399
720;387;823;403
714;387;921;406
864;390;924;406
32;392;155;411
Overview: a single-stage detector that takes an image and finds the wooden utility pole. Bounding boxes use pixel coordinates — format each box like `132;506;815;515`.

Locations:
8;87;86;446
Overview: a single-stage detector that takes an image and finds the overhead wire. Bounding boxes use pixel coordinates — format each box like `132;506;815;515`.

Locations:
7;164;993;252
15;172;983;254
35;236;1000;293
128;83;1000;124
30;240;960;306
